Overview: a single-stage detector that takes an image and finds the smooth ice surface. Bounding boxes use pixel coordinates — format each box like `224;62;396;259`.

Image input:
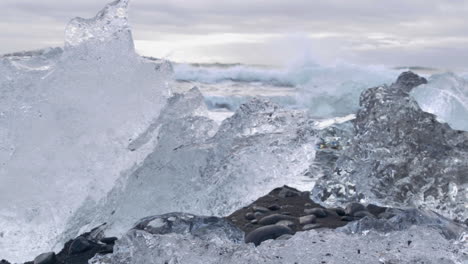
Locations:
0;0;170;262
90;224;467;264
412;72;468;131
62;90;317;241
312;72;468;221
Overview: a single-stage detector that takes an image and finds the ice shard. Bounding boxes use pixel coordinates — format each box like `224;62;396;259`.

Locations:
312;72;468;221
0;0;171;262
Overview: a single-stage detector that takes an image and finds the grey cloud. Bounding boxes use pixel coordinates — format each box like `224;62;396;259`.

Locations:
0;0;467;68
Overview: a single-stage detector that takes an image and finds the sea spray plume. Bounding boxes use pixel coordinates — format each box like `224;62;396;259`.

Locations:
0;0;170;261
412;72;468;131
173;60;398;116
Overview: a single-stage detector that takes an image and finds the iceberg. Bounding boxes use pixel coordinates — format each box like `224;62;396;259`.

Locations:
0;0;170;261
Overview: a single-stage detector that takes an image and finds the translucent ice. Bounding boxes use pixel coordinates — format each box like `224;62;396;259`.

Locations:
412;72;468;131
0;0;170;262
62;91;317;242
90;223;466;264
312;72;468;221
65;0;133;53
340;208;467;240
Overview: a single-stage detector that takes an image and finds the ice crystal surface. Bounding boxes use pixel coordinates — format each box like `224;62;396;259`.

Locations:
62;89;318;240
90;221;466;264
312;72;468;221
0;0;170;261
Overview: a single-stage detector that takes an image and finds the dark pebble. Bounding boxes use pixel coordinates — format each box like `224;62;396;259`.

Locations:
299;215;317;225
245;212;255;220
276;234;293;240
251;219;259;224
0;260;10;264
276;220;296;229
341;216;356;222
278;187;301;198
332;208;346;216
281;212;292;216
254;212;265;218
69;236;93;254
354;211;375;219
244;223;254;228
245;225;294;246
268;204;281;211
345;203;366;216
304;208;327;218
366;204;386;216
378;210;397;219
252;205;270;213
100;237;118;245
33;252;56;264
98;244;114;254
303;223;322;230
258;214;297;225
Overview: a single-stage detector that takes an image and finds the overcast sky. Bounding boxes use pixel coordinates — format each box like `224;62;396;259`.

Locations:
1;0;467;69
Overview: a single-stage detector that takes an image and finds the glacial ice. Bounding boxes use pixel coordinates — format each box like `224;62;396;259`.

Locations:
312;72;468;221
90;219;467;264
61;88;318;241
412;72;468;131
0;0;171;261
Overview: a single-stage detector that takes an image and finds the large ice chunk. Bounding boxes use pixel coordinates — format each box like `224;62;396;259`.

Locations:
412;72;468;131
62;92;317;241
312;72;468;221
0;0;170;262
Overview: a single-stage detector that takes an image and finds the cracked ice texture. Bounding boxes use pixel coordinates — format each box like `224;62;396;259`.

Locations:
0;0;170;262
62;88;317;241
312;72;468;222
65;0;133;53
90;225;467;264
412;72;468;132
